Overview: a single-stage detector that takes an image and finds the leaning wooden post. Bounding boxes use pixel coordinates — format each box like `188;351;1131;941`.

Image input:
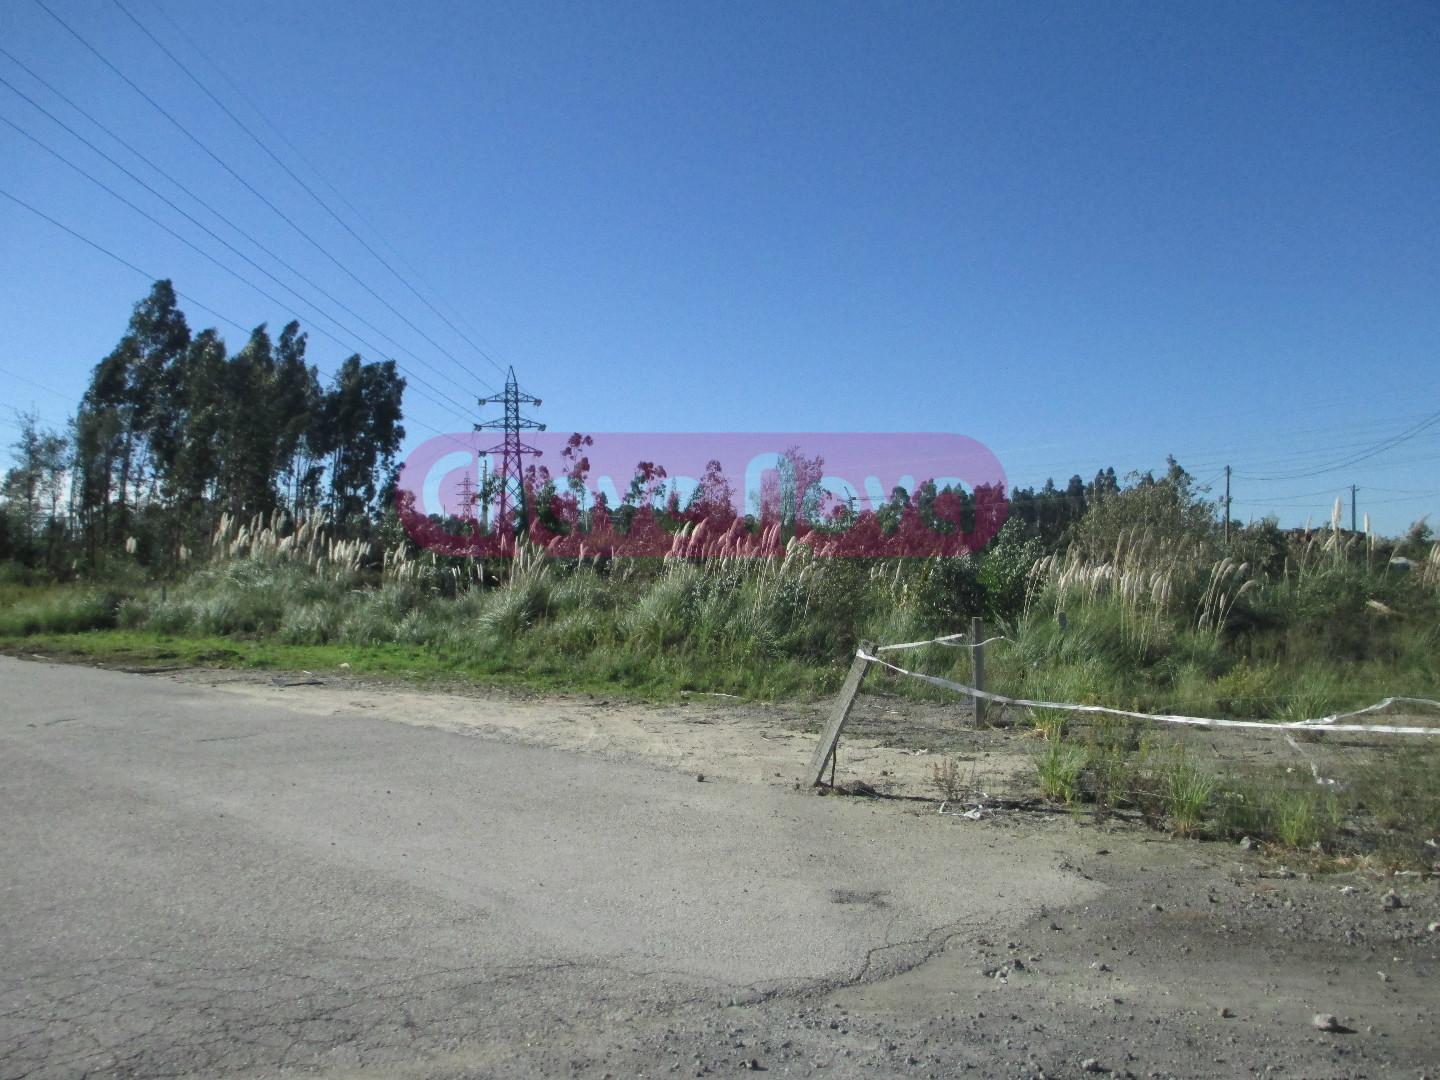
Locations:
804;642;874;787
970;616;988;728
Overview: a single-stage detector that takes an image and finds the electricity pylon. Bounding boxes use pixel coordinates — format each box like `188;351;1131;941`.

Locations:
475;366;545;535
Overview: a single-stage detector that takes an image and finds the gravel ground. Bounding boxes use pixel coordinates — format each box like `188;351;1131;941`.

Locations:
3;653;1436;1079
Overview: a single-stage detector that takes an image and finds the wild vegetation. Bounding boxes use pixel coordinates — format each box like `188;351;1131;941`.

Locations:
3;283;1439;861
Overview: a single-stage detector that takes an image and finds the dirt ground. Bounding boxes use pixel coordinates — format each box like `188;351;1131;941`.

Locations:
21;657;1440;1077
161;665;1037;801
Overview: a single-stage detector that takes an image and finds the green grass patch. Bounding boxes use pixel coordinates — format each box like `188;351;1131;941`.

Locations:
0;627;847;703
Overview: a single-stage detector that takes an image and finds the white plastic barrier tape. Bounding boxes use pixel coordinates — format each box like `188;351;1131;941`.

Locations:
857;650;1440;737
875;632;1010;653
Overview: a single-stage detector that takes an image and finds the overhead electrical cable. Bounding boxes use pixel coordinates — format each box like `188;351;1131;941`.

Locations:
144;0;509;389
1237;407;1440;482
1081;408;1440;479
34;0;497;400
118;0;512;383
1;407;66;431
0;113;477;428
0;362;77;403
1360;490;1440;506
0;65;486;406
0;184;251;335
0;189;485;454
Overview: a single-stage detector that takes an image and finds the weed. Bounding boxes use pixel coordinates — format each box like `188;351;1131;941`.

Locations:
1271;790;1322;848
1036;742;1086;805
930;756;969;802
1165;759;1215;837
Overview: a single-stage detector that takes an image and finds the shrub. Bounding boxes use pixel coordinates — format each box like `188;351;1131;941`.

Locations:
978;519;1045;620
0;589;118;635
910;554;985;633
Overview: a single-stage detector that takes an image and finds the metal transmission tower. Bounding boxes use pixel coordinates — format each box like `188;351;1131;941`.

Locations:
455;473;477;519
475;366;545;535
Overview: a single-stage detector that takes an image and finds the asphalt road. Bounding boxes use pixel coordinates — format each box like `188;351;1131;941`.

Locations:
0;657;1083;1078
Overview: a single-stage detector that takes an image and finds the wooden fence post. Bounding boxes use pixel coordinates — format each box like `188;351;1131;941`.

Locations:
804;643;873;787
970;616;988;728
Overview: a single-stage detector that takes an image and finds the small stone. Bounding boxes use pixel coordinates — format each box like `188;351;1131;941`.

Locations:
1219;1006;1234;1019
1427;921;1439;933
1381;890;1403;910
696;773;706;782
1239;836;1255;850
1338;885;1358;895
744;1060;762;1071
1150;903;1164;912
1312;1013;1341;1032
1080;1059;1105;1073
1378;971;1389;983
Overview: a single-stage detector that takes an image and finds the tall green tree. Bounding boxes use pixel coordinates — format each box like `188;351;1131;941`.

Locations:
217;324;284;518
318;355;406;522
127;279;192;496
73;280;190;554
169;328;229;545
272;322;323;512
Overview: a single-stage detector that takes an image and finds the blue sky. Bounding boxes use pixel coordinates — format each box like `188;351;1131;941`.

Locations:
2;0;1437;534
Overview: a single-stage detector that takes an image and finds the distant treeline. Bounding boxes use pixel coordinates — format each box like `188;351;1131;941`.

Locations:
3;281;1245;576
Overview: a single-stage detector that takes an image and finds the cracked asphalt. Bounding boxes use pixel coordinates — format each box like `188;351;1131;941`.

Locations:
0;656;1089;1078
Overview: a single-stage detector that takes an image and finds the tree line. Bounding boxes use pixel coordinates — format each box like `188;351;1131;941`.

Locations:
3;280;1224;576
1;281;405;571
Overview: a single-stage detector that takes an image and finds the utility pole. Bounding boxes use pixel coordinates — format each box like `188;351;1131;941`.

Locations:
1350;484;1358;533
475;367;545;537
1223;465;1231;543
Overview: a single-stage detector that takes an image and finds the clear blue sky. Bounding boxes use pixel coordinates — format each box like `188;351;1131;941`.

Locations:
2;0;1437;534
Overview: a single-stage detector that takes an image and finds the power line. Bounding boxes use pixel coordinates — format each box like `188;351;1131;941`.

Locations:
35;0;496;402
1237;407;1440;482
0;184;251;334
0;189;485;459
0;362;77;403
0;180;471;435
119;0;512;384
1;402;68;430
1233;483;1357;504
1366;484;1440;496
1360;490;1440;506
143;0;509;387
1202;420;1440;474
0;60;486;410
0;112;475;428
1075;410;1440;480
